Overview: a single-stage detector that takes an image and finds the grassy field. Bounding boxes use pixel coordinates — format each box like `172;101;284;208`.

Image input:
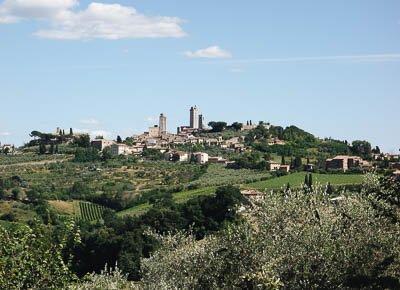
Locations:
244;172;364;191
118;172;364;217
117;187;217;217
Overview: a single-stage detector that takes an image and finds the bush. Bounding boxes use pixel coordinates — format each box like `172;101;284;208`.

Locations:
0;219;80;289
140;184;400;289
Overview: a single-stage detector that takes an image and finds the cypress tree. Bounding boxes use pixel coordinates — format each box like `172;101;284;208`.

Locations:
308;173;313;188
326;182;333;195
39;143;46;155
70;128;73;135
304;174;309;187
281;155;285;165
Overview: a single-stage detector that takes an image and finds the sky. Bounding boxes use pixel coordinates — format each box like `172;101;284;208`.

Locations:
0;0;399;152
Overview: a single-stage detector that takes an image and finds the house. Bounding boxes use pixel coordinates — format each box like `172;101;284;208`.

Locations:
325;155;370;172
241;189;265;201
165;150;189;162
193;152;209;164
279;165;290;173
110;144;134;156
268;137;286;146
389;162;400;170
304;164;315;171
1;144;15;154
268;162;281;171
392;170;400;181
91;139;115;151
268;161;290;172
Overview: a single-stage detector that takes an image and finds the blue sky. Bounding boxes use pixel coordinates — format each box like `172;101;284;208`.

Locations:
0;0;399;152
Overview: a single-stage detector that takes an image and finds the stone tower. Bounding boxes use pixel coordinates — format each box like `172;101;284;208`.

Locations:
190;106;199;129
159;113;167;134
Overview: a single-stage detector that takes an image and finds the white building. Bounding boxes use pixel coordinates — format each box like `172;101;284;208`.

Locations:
193;152;209;164
110;144;132;156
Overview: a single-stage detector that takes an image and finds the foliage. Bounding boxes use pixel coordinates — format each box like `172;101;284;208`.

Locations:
69;265;138;290
140;184;400;289
0;219;80;289
208;121;227;132
73;148;100;163
141;148;164;161
352;140;372;159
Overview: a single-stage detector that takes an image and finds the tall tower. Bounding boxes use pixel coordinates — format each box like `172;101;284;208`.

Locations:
198;114;204;130
159;113;167;134
190;106;199;129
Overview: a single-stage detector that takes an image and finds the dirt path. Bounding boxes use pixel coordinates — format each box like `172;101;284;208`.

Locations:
0;157;72;168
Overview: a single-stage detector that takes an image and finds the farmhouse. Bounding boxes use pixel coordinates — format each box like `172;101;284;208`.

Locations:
91;139;115;151
325;155;370;172
193;152;209;164
268;162;290;172
165;150;189;162
241;189;265;201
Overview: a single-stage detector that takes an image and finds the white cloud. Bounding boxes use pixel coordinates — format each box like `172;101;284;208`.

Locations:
185;46;232;59
0;131;11;136
0;1;186;39
222;54;400;64
230;67;244;73
80;118;100;126
0;0;77;23
73;128;112;139
145;116;157;124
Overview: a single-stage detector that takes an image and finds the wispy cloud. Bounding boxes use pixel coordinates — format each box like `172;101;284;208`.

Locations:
0;1;186;40
185;46;232;59
219;53;400;64
0;131;11;136
73;128;112;139
230;67;244;73
80;118;100;126
145;116;158;124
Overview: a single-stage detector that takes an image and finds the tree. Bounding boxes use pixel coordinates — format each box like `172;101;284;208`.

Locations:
292;156;303;170
208;121;227;133
308;173;313;188
281;155;286;165
231;122;243;131
304;174;309;187
0;219;80;289
70;128;73;135
326;182;334;195
49;143;55;154
351;140;372;159
39;143;46;155
0;189;5;199
74;134;91;148
117;135;123;143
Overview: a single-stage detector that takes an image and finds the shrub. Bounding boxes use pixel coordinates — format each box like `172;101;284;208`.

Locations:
140;185;400;289
0;219;80;289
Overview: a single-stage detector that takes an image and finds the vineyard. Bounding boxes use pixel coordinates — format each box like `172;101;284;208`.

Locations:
74;201;105;221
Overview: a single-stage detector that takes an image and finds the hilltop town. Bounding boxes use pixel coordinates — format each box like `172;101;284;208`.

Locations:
2;106;399;177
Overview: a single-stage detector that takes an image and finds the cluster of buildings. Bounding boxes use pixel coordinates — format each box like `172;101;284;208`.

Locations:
325;155;372;172
91;106;253;163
